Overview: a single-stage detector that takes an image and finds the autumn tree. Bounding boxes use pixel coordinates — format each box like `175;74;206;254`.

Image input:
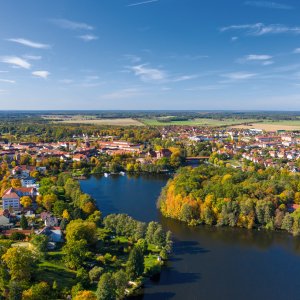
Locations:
11;179;21;188
22;281;51;300
74;290;96;300
20;196;32;208
42;193;58;211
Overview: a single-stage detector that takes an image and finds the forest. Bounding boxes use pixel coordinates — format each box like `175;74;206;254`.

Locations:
158;165;300;235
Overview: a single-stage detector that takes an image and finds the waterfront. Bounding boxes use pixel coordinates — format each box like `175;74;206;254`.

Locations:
81;174;300;300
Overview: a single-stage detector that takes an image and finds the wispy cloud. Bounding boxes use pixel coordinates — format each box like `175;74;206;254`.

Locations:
8;38;50;49
0;79;15;84
221;72;257;80
32;70;50;79
51;18;93;30
237;54;273;66
246;54;272;60
221;23;300;36
23;55;42;60
130;64;166;82
78;34;98;42
0;56;31;69
262;60;274;65
101;88;143;99
127;0;159;7
294;48;300;54
172;75;198;82
244;1;293;10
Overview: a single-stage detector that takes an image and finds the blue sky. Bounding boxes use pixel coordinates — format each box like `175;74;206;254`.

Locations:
1;0;300;110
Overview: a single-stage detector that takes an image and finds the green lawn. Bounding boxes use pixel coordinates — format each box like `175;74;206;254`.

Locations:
261;119;300;126
140;118;259;127
37;251;76;289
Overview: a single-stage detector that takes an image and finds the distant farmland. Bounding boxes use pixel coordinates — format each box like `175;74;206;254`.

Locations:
140;118;258;127
42;115;145;126
58;118;144;126
231;120;300;131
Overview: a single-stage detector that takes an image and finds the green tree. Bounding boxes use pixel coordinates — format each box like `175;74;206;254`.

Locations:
2;247;36;282
96;273;116;300
89;266;104;283
20;215;28;230
65;219;97;245
113;270;128;299
30;235;48;257
126;246;144;280
63;239;88;270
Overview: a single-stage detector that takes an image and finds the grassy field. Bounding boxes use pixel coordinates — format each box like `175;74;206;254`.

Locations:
57;118;144;126
141;118;258;127
37;251;76;289
231;120;300;131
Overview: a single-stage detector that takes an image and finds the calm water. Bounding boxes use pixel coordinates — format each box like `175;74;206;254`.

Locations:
81;174;300;300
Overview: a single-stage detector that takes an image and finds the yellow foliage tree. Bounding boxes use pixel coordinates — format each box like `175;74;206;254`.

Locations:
74;291;96;300
82;201;96;215
42;194;58;211
20;196;32;208
62;209;70;220
11;178;21;188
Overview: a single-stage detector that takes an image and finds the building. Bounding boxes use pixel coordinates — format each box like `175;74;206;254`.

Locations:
21;177;36;187
2;187;37;210
2;190;20;210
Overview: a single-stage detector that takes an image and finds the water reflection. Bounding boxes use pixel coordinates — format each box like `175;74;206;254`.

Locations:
81;175;300;300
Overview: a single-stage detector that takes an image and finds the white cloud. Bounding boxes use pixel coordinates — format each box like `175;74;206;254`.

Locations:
23;55;42;60
237;54;273;65
0;56;31;69
231;36;238;41
294;48;300;54
78;34;98;42
244;1;293;10
246;54;272;60
32;70;50;79
8;38;50;49
51;18;93;30
262;60;274;66
130;64;166;82
221;23;300;36
127;0;159;7
172;75;198;82
221;72;257;80
101;88;142;99
0;79;15;84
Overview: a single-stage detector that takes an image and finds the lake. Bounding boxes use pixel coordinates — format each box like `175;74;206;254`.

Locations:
80;174;300;300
